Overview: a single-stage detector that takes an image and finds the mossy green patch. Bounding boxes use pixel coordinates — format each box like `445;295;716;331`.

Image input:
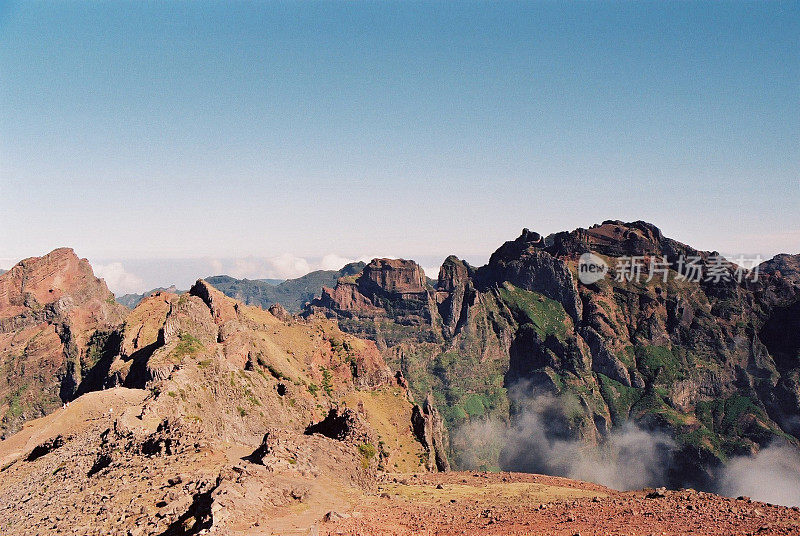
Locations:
169;332;204;361
358;442;376;469
596;373;640;424
635;345;684;384
463;394;488;418
497;283;570;341
2;384;28;423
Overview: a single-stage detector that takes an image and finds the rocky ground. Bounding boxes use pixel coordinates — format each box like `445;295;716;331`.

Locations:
0;277;436;536
321;472;800;536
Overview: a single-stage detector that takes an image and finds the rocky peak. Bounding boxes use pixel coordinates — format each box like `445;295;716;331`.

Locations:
578;220;665;256
189;279;239;325
436;256;472;292
0;248;122;322
545;220;703;261
0;248;127;437
307;259;439;339
360;258;428;296
486;228;547;270
436;256;474;338
481;233;583;323
760;254;800;285
411;394;451;472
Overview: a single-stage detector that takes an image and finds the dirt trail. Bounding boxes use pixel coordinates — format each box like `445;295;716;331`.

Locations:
0;388;147;467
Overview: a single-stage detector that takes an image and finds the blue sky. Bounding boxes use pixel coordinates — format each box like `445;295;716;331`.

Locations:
0;1;798;293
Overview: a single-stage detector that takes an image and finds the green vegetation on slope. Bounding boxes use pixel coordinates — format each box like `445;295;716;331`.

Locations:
497;283;570;341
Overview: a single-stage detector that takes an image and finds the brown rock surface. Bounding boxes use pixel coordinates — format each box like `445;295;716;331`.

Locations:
411;394;451;472
305;223;800;486
0;248;126;438
308;258;441;351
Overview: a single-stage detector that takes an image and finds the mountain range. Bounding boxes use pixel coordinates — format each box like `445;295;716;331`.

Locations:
0;221;799;533
306;221;800;489
116;263;366;312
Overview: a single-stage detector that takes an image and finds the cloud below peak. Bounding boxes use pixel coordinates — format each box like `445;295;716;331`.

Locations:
94;262;146;295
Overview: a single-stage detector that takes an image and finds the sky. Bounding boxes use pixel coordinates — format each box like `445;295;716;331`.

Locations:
0;1;798;294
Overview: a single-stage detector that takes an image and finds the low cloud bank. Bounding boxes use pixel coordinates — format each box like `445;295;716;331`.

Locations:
455;393;674;491
455;389;800;506
92;252;399;296
94;262;146;295
206;253;396;281
715;444;800;507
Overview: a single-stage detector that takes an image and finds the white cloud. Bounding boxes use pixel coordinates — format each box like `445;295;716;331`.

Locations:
229;258;262;279
94;262;146;295
198;252;436;283
319;254;355;271
716;444;800;507
207;258;223;276
422;266;441;278
355;254;396;264
205;254;318;280
269;253;312;279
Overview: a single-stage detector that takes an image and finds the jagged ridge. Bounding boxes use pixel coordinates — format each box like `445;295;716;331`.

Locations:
306;220;800;487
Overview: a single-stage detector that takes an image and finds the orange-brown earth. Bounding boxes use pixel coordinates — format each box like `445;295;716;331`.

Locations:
0;273;437;536
321;471;800;536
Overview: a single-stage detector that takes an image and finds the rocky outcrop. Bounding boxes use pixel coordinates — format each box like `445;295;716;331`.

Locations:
312;259;435;321
411;395;451;472
305;407;373;444
268;303;292;322
479;229;582;322
0;248;126;437
435;256;474;338
189;279;239;326
308;259;441;346
760;253;800;285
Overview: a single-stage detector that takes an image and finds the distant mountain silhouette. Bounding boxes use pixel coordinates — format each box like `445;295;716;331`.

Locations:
205;262;366;313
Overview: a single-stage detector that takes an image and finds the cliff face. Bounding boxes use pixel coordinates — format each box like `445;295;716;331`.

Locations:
309;258;441;346
307;222;800;486
0;248;127;438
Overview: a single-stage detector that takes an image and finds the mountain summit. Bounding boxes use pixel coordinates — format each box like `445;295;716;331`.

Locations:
0;248;126;437
306;221;800;488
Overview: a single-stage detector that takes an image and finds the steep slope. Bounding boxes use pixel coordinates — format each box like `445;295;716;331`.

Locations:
205;262;366;313
0;248;127;438
0;278;432;535
307;222;800;488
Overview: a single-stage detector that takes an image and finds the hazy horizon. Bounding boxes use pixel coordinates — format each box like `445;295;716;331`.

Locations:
0;220;794;296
